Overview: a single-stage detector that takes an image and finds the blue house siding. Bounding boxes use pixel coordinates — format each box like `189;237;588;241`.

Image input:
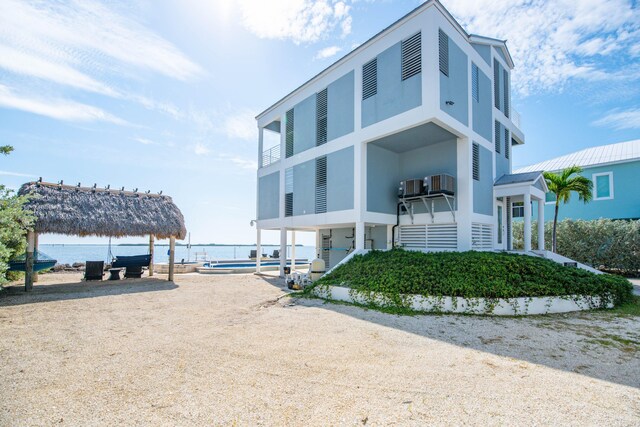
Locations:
439;33;469;126
473;143;493;215
293;159;316;216
472;64;492;142
362;41;422;128
327;146;354;212
292;94;316;155
327;71;354;142
258;172;280;220
472;43;491;65
366;144;399;215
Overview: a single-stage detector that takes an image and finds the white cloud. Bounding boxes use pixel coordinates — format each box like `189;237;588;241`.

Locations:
194;143;211;155
223;109;258;141
219;154;258;170
593;108;640;130
236;0;352;44
441;0;640;95
315;45;342;60
133;137;155;145
0;170;37;178
0;84;126;124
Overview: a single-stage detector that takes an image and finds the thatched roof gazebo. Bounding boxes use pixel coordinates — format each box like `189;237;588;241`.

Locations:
18;181;187;290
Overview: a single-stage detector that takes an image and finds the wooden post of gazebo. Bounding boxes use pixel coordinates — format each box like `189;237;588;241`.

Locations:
168;236;175;281
25;230;35;292
148;235;155;277
33;233;39;283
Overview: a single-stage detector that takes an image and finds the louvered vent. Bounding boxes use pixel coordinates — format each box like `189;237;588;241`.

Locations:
401;32;421;81
285;109;294;158
493;59;500;109
494;120;501;153
315;156;327;214
362;59;377;100
427;224;457;250
472;63;479;102
316;89;328;146
472;223;493;250
472;142;480;181
504;128;510;159
285;168;293;217
439;29;448;76
506;196;512;250
503;69;509;118
400;226;426;249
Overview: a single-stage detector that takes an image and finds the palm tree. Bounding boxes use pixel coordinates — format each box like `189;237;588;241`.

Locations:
543;165;593;252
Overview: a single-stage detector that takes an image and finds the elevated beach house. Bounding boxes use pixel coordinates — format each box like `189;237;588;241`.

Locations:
255;0;545;273
516;139;640;221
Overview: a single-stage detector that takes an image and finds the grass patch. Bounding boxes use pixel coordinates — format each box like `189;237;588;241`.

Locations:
312;249;633;308
608;296;640;316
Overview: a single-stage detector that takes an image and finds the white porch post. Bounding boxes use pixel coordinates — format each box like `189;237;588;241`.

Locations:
290;231;296;271
386;224;393;249
279;227;287;278
315;229;321;259
523;193;532;252
537;199;545;251
355;222;365;251
256;228;262;273
258;127;264;168
168;236;176;281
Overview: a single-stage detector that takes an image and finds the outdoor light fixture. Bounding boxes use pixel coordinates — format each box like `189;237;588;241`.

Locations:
445;100;455;105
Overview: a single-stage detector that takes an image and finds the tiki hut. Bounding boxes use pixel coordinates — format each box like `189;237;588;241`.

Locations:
18;181;187;290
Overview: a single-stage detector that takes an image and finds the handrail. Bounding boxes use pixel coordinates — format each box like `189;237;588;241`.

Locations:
261;145;281;167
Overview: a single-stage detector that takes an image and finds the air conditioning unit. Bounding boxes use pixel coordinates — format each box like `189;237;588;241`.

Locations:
398;179;425;198
424;174;455;195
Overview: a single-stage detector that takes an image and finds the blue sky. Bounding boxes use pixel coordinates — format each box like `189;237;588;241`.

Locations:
0;0;639;245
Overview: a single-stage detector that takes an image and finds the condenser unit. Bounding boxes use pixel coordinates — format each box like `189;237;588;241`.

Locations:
424;174;455;195
398;179;425;198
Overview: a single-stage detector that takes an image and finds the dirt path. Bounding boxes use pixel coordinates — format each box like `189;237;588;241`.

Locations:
1;273;638;426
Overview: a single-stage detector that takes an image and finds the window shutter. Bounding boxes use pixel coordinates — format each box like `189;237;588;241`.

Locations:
362;59;377;100
315;156;327;214
401;32;421;80
504;128;510;159
494;120;501;153
472;63;479;102
472;142;480;181
285;109;294;158
438;29;448;76
493;59;500;109
285;168;293;217
316;89;328;146
503;69;509;118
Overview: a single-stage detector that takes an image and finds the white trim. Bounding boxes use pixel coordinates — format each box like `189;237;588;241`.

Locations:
592;172;614;201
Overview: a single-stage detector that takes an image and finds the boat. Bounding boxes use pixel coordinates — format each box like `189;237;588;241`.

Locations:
8;251;57;272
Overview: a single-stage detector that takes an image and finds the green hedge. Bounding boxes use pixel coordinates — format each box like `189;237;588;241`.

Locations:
513;219;640;275
313;249;632;307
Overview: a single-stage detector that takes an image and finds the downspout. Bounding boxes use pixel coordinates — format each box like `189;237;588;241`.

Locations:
391;201;402;248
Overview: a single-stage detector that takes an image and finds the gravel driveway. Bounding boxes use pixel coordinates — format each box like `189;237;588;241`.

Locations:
1;273;638;426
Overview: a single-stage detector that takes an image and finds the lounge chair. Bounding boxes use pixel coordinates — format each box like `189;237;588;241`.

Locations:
84;261;105;281
111;254;151;268
249;249;257;259
271;249;280;259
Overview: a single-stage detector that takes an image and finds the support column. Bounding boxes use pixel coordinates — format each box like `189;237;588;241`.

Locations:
279;228;287;278
355;222;365;251
148;235;155;277
386;225;393;250
168;236;176;282
258;127;264;168
291;231;296;272
523;193;532;252
315;229;321;259
537;199;545;251
33;233;39;283
25;230;35;292
256;228;262;273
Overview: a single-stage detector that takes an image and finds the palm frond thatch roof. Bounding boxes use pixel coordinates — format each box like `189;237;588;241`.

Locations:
18;181;186;239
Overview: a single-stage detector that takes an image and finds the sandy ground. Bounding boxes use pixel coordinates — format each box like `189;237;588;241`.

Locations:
1;273;639;426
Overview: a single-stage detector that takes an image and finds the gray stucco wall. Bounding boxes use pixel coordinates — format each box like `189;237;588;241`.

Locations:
327;71;354;142
258;172;280;220
472;43;491;65
472;65;492;142
473;143;493;216
369;225;388;250
327;146;354;212
362;42;422;127
494;120;510;178
440;34;469;125
293;94;317;155
293;159;316;216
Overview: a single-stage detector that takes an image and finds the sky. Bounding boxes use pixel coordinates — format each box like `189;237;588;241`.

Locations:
0;0;639;246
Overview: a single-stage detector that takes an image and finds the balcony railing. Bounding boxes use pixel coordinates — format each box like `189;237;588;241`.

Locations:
511;108;522;129
261;145;281;168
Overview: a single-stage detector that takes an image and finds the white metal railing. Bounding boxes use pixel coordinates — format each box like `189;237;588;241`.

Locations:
261;145;281;168
511;108;522;129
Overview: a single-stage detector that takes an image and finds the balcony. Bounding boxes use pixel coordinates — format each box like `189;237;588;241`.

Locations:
261;145;281;168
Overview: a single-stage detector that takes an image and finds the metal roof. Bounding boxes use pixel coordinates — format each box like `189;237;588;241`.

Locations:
494;171;544;186
516;140;640;173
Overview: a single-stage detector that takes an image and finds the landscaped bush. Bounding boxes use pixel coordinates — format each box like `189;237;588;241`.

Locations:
312;249;633;307
513;219;640;275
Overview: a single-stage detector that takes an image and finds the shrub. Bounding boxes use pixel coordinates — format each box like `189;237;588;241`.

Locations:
313;249;633;307
513;219;640;275
0;185;34;285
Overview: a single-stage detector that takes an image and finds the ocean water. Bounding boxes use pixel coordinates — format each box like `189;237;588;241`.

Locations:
39;244;317;265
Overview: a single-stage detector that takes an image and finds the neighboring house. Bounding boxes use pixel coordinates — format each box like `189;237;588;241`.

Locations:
516;140;640;221
255;0;544;273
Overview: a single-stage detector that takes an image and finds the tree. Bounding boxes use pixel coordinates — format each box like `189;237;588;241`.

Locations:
544;166;593;253
0;145;13;156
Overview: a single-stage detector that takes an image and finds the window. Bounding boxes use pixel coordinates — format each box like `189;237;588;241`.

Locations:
362;59;377;100
593;172;614;200
285;109;294;158
401;32;421;80
472;142;480;181
512;201;524;218
494;120;501;153
316;89;327;146
504;128;510;159
439;29;448;76
472;63;479;102
545;192;556;204
493;59;500;109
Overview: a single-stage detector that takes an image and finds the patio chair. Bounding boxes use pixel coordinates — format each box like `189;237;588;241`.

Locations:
84;261;105;281
271;249;280;259
249;249;257;259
